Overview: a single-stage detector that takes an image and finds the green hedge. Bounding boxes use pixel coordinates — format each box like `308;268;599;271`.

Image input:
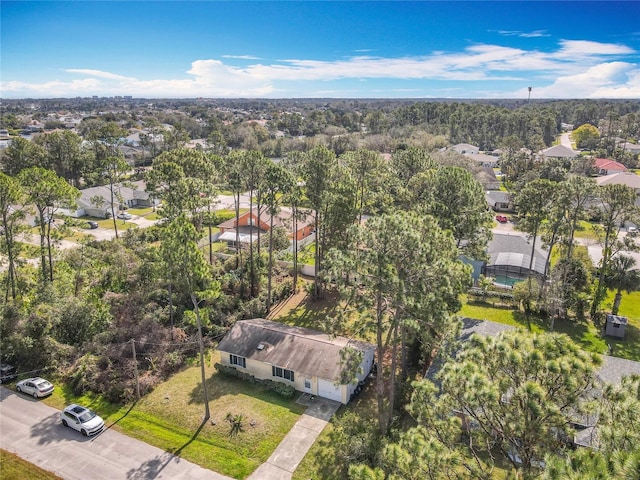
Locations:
214;363;295;398
468;287;515;302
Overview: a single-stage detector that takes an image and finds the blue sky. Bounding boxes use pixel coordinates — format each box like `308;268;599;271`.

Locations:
1;1;639;99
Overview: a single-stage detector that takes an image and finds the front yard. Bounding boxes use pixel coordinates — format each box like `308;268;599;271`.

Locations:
41;350;305;479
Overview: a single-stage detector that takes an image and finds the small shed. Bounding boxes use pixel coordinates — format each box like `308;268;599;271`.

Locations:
605;314;628;339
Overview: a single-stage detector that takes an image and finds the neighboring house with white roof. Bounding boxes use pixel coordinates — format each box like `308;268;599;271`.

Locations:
451;143;479;155
217;318;375;404
62;180;159;218
595;171;640;206
620;142;640;155
464;152;499;168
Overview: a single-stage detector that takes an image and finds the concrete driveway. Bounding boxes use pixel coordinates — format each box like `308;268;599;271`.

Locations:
0;387;231;480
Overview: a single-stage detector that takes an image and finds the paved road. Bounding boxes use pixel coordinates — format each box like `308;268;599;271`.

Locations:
560;131;575;150
0;387;231;480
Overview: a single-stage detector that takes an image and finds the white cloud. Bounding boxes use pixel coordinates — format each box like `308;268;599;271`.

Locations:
64;69;134;81
221;55;262;60
1;39;638;98
504;62;640;99
555;39;635;58
496;30;550;38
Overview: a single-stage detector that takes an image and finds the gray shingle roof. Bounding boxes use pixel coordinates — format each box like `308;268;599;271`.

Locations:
217;318;375;383
485;191;511;205
542;145;578;158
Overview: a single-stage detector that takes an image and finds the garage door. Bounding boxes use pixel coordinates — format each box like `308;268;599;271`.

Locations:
317;378;342;402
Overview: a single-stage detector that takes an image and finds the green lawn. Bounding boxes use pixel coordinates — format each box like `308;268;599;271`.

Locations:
573;220;599;241
460;289;640;361
41;351;305;479
0;449;62;480
279;243;316;266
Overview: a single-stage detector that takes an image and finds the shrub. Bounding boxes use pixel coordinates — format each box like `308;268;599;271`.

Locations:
214;363;295;398
467;287;514;303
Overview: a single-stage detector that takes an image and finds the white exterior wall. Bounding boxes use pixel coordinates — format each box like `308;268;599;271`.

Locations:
219;347;373;404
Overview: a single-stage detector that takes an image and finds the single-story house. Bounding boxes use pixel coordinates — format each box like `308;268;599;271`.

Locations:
217;318;376;404
64;180;159;218
217;206;314;248
451;143;479;155
595;171;640;192
485;191;514;212
620;142;640;156
595;171;640;206
464;152;499;168
482;233;547;286
475;167;500;191
593;158;627;176
541;144;578;159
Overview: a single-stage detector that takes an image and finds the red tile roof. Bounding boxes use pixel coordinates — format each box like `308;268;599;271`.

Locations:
594;158;627;171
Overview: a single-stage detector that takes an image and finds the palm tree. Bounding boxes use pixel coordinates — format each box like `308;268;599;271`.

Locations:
605;255;640;315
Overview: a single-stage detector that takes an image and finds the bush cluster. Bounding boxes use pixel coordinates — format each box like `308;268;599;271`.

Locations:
214;362;295;398
467;287;515;302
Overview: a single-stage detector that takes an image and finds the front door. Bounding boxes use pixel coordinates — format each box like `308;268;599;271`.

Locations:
304;378;312;393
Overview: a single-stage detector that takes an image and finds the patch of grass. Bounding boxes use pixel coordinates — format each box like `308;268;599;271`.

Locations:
601;290;640;360
460;291;640;362
15;242;40;258
43;352;304;479
573;220;599;241
274;289;345;330
459;296;545;333
280;243;315;266
128;207;153;216
0;449;63;480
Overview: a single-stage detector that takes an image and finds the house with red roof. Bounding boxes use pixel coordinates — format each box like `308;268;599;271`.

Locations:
217;206;315;246
593;158;627;176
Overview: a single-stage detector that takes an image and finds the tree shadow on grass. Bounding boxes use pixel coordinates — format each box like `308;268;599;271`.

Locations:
187;370;305;416
275;290;341;331
125;419;207;480
606;323;640;361
105;400;137;430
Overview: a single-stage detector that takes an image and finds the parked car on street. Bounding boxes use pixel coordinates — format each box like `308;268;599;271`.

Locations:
495;215;508;223
628;226;638;237
60;404;105;436
0;363;17;384
117;212;132;220
16;377;54;398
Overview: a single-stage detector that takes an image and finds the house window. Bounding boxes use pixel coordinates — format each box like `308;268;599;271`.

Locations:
304;379;311;389
272;365;294;382
230;354;246;368
613;323;620;328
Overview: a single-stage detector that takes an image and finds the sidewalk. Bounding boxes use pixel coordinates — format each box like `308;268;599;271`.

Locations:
247;394;340;480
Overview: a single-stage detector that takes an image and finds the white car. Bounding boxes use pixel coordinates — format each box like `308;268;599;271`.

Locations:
117;212;132;220
60;404;105;436
15;377;54;398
